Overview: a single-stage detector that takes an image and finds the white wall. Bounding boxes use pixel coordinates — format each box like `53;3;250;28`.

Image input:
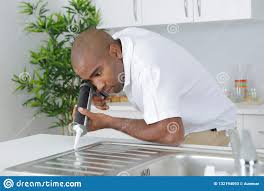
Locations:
1;1;264;142
0;0;68;142
147;21;264;98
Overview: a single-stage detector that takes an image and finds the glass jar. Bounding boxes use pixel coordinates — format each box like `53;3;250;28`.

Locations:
234;79;248;102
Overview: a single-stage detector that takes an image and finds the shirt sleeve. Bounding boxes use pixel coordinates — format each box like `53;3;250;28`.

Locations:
140;67;182;125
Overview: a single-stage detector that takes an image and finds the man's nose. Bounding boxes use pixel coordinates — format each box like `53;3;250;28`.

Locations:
93;79;105;92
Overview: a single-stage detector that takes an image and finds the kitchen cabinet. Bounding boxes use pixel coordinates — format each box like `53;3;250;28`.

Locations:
92;0;142;28
92;0;264;29
236;104;264;148
141;0;194;25
194;0;255;22
237;114;264;149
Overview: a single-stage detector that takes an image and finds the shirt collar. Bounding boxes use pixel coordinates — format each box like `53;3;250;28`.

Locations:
112;33;133;90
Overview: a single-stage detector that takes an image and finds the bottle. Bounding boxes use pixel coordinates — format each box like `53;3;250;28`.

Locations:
249;88;258;103
234;64;249;102
234;79;248;102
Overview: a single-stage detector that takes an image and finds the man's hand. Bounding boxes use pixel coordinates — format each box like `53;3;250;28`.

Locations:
92;95;109;110
78;107;112;131
72;105;77;121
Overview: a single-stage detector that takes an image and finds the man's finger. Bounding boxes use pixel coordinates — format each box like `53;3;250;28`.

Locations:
92;95;105;102
78;107;94;118
72;105;77;121
93;100;107;106
95;105;109;110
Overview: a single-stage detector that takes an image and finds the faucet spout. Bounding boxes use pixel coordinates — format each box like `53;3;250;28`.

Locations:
227;129;258;176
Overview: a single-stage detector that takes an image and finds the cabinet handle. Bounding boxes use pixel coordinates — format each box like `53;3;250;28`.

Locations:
133;0;138;22
184;0;188;18
258;131;264;135
197;0;201;17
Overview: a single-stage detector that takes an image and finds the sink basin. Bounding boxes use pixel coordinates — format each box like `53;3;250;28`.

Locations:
123;153;236;176
5;141;264;176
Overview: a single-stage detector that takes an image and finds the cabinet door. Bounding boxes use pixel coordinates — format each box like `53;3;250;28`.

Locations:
240;115;264;149
93;0;142;28
193;0;251;22
142;0;193;25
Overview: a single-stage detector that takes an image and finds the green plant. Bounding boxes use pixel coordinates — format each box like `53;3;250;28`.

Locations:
12;0;100;131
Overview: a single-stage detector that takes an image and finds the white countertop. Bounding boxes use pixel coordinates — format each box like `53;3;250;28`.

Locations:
236;103;264;115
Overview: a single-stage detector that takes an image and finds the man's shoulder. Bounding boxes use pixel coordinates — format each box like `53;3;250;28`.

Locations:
112;27;159;40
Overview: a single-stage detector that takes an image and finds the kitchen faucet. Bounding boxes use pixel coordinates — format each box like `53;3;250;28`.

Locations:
227;128;258;176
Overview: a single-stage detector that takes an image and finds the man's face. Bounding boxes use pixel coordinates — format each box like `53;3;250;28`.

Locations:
74;45;124;95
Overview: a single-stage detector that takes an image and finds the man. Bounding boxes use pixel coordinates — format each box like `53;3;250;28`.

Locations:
71;27;236;146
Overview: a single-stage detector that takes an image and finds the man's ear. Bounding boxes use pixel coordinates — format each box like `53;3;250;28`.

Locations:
109;43;122;59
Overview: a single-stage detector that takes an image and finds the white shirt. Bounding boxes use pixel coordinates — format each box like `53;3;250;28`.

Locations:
112;27;236;135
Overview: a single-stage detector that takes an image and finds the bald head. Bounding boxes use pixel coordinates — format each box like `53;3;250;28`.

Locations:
70;28;124;94
71;28;116;71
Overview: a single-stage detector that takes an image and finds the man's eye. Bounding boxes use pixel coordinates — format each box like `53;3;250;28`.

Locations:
95;72;101;77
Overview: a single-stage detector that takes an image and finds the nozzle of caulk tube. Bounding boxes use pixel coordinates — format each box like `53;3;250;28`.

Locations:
73;124;86;150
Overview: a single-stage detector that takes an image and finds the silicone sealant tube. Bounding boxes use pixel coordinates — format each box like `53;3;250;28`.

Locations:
72;81;93;150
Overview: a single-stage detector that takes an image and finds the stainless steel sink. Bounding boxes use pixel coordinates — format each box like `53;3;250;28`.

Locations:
5;141;264;176
124;153;236;176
